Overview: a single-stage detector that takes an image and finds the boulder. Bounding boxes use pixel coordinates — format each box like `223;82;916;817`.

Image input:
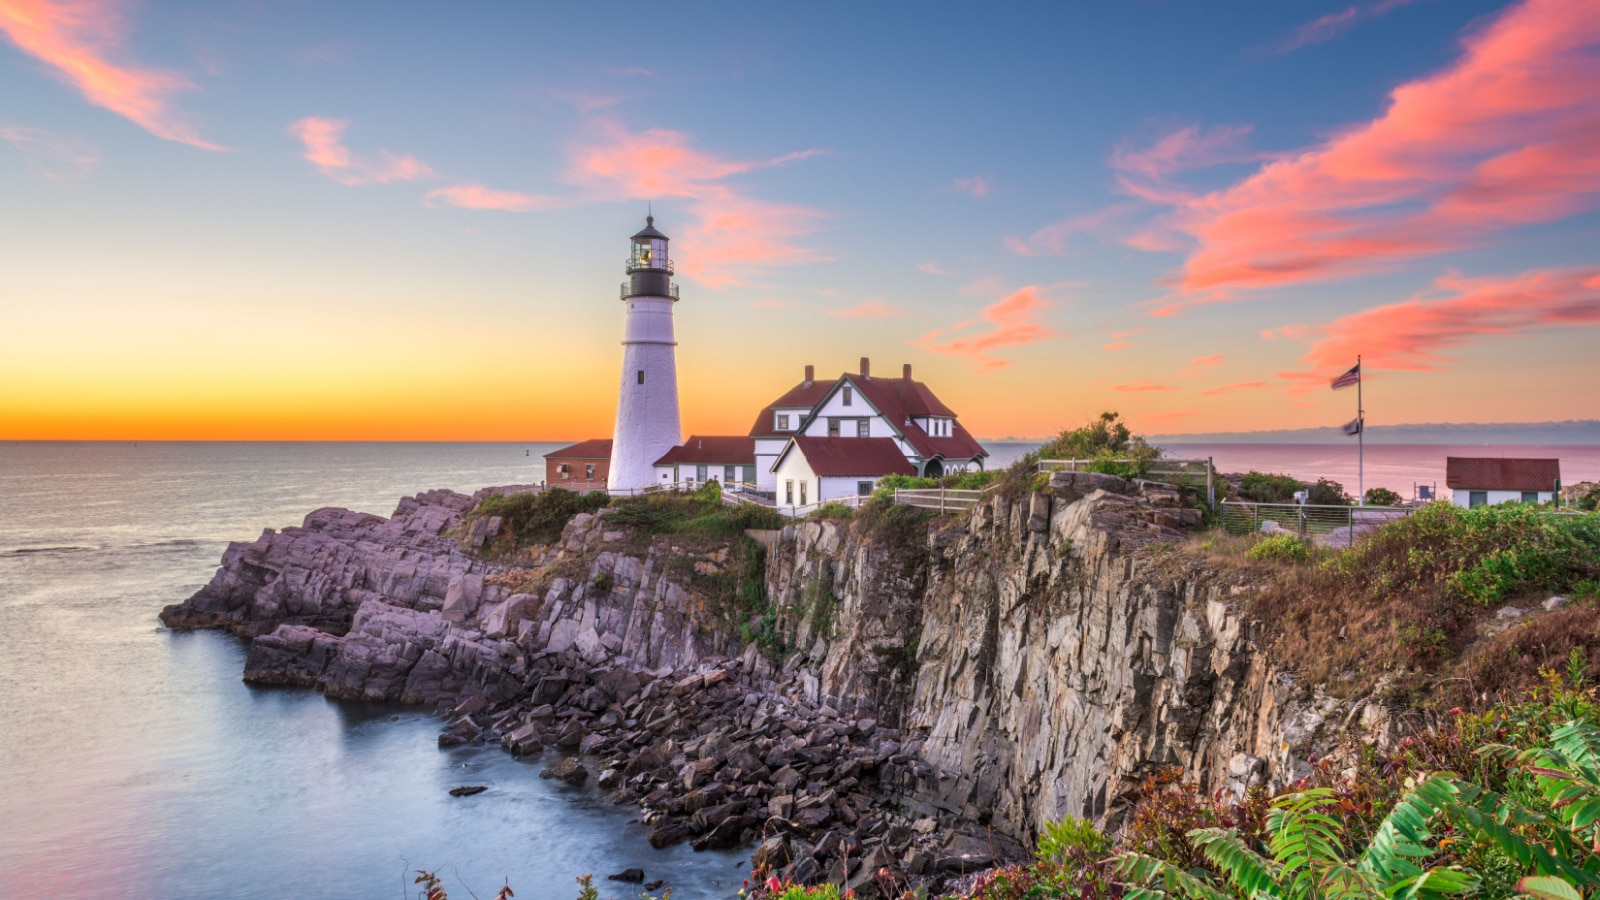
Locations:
539;757;589;785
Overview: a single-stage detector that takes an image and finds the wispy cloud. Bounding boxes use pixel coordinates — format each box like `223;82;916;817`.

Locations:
914;286;1060;372
1113;381;1178;392
1102;327;1149;352
424;184;564;212
827;300;905;319
1255;0;1417;57
1200;381;1266;396
917;260;948;276
0;124;98;179
1134;0;1600;313
1007;203;1145;256
1278;266;1600;378
565;121;829;287
0;0;221;149
951;175;990;198
1187;353;1225;370
289;117;434;186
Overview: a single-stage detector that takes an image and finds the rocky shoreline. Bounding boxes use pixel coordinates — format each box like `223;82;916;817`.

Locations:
161;473;1396;895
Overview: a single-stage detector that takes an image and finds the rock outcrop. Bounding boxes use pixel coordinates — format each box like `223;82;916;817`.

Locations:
161;472;1396;890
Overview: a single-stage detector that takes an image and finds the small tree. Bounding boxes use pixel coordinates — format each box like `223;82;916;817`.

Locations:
1306;478;1353;506
1033;412;1161;476
1364;487;1403;507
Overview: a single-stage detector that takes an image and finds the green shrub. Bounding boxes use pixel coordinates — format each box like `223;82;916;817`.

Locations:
1037;815;1110;863
1307;477;1352;505
809;501;856;521
471;489;610;546
1238;472;1304;504
1364;487;1403;506
1245;534;1311;563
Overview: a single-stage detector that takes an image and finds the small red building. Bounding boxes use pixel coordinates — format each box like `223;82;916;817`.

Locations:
545;439;612;489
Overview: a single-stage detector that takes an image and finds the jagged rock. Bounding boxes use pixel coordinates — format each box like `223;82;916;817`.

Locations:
539;757;589;785
751;835;792;872
502;722;543;756
448;785;487;797
647;821;698;849
607;868;645;883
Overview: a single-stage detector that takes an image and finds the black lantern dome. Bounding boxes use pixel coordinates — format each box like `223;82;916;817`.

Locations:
623;215;678;300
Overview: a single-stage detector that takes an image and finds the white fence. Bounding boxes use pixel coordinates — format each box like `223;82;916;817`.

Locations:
891;486;995;513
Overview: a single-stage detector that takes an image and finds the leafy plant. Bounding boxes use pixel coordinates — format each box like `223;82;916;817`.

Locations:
1239;472;1305;504
1306;478;1353;506
471;489;610;548
1246;534;1311;564
1037;815;1110;863
1364;488;1403;507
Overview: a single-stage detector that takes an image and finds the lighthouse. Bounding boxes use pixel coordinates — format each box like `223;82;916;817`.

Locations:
608;216;683;491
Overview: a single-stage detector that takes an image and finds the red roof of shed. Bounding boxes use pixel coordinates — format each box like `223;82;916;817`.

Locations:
546;439;612;460
780;436;918;477
1444;457;1560;491
653;436;756;466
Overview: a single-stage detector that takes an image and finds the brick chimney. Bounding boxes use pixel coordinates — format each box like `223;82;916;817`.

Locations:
903;363;912;381
860;357;871;378
804;364;814;384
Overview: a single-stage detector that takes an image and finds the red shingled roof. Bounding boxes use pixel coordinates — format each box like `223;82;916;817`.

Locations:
844;375;986;461
748;378;835;438
546;439;612;460
653;436;756;466
781;436;917;477
1445;457;1560;491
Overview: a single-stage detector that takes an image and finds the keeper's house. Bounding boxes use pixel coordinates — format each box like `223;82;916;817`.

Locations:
652;436;757;488
1446;457;1560;507
545;439;612;488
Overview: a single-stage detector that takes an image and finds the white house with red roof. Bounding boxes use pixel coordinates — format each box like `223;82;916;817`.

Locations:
652;436;757;488
746;357;987;496
1445;457;1560;507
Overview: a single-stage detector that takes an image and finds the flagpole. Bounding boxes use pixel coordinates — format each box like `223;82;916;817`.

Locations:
1357;354;1364;504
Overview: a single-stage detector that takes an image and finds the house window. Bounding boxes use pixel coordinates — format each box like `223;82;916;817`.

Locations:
742;465;755;483
1469;491;1487;508
585;463;595;481
557;463;570;479
856;419;869;438
697;464;709;482
1521;491;1539;503
637;370;644;384
785;480;794;504
857;480;874;497
777;414;789;430
843;387;853;406
799;481;807;506
828;418;840;437
724;465;736;483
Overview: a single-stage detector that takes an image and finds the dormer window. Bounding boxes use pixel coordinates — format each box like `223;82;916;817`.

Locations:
843;387;853;406
776;414;789;430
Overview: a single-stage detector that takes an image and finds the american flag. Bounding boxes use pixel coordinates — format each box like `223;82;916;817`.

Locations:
1331;362;1361;390
1342;417;1363;436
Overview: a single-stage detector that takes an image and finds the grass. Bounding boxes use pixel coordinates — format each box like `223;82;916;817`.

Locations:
467;488;610;552
1198;503;1600;704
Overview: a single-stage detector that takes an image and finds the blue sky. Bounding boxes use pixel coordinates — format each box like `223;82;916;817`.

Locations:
2;0;1595;439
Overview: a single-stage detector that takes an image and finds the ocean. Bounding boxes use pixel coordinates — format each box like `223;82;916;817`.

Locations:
1;440;1593;899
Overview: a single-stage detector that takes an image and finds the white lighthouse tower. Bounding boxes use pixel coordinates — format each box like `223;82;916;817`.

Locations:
608;216;683;491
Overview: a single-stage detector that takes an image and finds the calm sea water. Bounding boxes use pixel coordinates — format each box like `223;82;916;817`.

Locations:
0;442;751;900
2;440;1591;899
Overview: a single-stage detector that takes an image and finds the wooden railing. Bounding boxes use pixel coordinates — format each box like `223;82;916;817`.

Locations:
891;485;997;513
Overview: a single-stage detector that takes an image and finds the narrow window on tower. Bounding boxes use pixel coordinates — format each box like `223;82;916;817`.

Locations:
637;370;645;384
843;387;853;406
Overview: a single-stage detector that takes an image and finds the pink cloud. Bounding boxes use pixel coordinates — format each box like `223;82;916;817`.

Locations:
424;184;563;212
1200;381;1266;396
951;175;990;198
918;260;948;276
1102;326;1149;352
565;122;828;287
827;300;905;319
0;0;220;149
1187;353;1225;369
289;117;433;187
1257;0;1417;57
1281;265;1600;378
1007;203;1144;256
1113;381;1178;393
0;125;98;179
1138;0;1600;311
914;286;1060;372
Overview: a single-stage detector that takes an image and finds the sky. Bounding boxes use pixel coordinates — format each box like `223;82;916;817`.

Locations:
1;0;1597;441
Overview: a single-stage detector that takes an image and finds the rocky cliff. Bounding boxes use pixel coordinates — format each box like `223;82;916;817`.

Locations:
161;474;1395;889
765;471;1395;843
